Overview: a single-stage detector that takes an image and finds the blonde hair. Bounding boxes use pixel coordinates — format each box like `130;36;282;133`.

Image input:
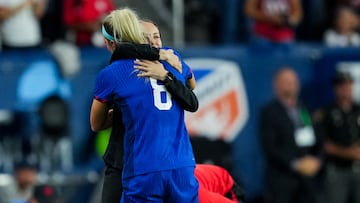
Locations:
103;8;145;44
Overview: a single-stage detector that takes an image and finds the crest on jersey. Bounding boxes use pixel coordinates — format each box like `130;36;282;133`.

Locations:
184;58;249;142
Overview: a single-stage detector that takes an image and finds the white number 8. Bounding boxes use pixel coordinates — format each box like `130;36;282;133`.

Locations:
150;78;172;110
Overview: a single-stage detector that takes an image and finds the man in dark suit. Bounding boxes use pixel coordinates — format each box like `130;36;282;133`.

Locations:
260;67;323;203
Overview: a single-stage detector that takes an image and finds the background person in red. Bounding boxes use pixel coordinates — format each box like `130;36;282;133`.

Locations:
63;0;114;46
244;0;303;44
195;164;245;203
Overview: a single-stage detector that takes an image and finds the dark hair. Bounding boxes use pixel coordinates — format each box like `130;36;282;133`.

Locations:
333;5;358;26
335;5;357;18
332;71;353;86
14;160;37;172
272;66;296;80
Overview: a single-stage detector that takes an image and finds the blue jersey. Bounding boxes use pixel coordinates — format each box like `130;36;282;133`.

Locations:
94;59;195;179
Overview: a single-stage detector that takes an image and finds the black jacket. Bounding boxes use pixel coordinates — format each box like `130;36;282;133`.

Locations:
321;103;360;167
260;99;323;203
260;99;322;175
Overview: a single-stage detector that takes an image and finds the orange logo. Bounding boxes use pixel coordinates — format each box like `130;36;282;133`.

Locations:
184;58;249;142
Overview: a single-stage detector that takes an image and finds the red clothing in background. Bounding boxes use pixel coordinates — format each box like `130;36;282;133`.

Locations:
254;0;294;42
63;0;115;45
195;164;240;203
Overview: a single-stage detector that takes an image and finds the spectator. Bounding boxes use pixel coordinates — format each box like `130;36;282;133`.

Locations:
341;0;360;9
63;0;115;47
0;0;46;50
40;0;67;45
324;6;360;47
244;0;303;44
326;0;360;23
0;161;38;203
260;67;322;203
183;0;221;44
318;71;360;203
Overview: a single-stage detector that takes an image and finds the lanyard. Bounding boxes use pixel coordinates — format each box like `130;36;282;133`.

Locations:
299;107;311;126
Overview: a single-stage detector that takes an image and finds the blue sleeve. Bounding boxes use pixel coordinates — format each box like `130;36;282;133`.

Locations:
171;49;193;80
94;68;114;103
182;61;193;80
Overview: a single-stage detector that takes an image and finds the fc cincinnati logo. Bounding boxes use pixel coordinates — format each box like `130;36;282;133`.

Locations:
184;58;249;142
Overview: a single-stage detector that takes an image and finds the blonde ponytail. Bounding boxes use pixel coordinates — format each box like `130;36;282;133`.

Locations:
103;8;145;44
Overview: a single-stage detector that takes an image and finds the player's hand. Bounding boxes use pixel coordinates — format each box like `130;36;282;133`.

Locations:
134;60;168;81
165;51;182;73
159;49;182;73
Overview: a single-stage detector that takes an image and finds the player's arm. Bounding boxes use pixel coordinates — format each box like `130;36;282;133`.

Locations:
112;43;183;73
181;61;196;90
161;49;197;90
111;44;199;112
110;43;160;63
90;99;113;132
163;72;198;112
159;49;182;73
162;49;196;89
134;60;199;112
187;75;196;90
113;43;196;90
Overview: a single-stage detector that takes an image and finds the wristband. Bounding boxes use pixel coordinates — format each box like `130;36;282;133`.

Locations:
163;72;174;85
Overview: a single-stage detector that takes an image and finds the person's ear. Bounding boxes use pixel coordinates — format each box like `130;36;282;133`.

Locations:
110;41;117;50
111;41;116;46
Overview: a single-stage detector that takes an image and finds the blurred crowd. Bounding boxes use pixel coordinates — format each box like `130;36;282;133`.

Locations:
1;0;360;203
0;0;360;50
0;0;114;50
259;68;360;203
184;0;360;46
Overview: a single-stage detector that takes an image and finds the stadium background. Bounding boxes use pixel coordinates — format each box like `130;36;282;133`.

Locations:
1;0;359;202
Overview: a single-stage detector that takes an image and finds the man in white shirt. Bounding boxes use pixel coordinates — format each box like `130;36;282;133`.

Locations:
0;0;46;49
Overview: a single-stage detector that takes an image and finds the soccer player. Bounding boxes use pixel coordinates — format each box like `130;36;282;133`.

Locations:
101;38;199;203
139;20;196;90
99;17;248;203
100;19;199;203
90;8;199;203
